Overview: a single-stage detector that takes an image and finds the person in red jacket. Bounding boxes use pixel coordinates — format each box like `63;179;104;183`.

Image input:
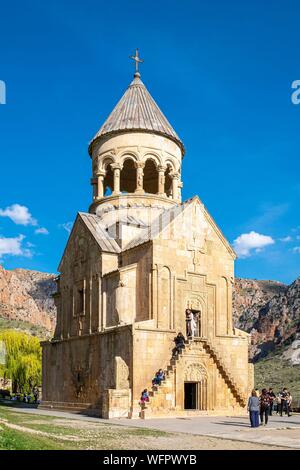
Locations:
259;389;271;425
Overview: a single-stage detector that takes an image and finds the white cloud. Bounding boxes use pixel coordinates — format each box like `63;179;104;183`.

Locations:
0;234;33;260
292;246;300;254
0;204;37;226
35;227;49;235
60;221;73;234
279;236;292;242
233;231;275;258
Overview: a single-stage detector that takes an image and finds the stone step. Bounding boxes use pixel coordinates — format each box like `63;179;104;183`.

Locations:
142;337;247;418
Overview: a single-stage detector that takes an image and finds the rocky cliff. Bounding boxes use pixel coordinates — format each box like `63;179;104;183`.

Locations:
233;277;300;363
0;265;56;335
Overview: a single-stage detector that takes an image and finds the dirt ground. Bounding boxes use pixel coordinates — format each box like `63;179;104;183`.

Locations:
0;414;291;450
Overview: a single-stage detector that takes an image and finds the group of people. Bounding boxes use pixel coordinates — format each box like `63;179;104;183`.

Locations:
1;386;40;404
6;387;40;404
139;370;166;408
172;311;200;357
247;387;293;428
152;369;165;386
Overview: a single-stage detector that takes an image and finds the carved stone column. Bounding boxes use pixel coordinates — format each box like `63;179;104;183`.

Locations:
158;165;166;196
171;172;180;201
135;161;145;194
90;177;98;200
178;180;183;201
96;170;105;199
111;163;121;195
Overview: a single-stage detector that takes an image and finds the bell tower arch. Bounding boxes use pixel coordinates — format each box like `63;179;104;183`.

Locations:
88;61;185;221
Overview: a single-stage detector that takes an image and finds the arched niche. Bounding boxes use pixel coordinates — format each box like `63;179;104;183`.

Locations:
158;266;172;330
186;295;206;337
143;159;158;194
120;158;136;193
164;164;173;197
104;164;113;196
218;277;228;335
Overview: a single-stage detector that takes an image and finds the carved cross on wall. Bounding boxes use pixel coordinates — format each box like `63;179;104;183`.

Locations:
188;232;207;266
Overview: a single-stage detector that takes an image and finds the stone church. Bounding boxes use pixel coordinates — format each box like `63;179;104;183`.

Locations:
42;58;253;418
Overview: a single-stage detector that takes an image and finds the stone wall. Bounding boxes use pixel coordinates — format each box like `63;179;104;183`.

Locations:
42;326;132;416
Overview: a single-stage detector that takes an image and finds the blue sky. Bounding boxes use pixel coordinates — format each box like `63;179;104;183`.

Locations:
0;0;299;284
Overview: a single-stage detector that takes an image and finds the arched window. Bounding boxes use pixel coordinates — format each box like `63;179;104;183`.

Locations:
143;159;158;194
164;165;173;197
104;164;113;196
120;159;136;193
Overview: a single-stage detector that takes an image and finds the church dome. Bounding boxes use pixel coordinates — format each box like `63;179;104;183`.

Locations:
88;73;184;156
89;53;185;215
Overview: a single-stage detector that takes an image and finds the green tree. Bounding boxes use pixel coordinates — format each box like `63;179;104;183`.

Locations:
0;330;41;394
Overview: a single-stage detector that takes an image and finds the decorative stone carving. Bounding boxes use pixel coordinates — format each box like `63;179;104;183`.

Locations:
111;163;121;195
184;363;207;382
71;364;90;398
171;172;180;201
158;165;166;195
135;161;145;194
193;250;202;266
115;356;129;389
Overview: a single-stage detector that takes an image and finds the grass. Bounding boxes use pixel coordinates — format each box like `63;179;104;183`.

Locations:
254;354;300;405
0;425;69;450
0;404;169;450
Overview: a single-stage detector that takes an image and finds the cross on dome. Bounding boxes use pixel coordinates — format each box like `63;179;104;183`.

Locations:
129;48;144;76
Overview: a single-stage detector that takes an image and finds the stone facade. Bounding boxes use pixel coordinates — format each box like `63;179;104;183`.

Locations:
42;69;253;418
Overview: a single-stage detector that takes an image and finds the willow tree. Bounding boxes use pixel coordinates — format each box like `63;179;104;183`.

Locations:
0;330;42;394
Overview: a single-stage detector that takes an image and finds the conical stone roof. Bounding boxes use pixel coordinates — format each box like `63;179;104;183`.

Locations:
89;73;184;155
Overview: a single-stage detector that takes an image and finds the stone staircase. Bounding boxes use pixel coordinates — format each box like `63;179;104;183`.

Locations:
139;337;247;418
202;339;248;407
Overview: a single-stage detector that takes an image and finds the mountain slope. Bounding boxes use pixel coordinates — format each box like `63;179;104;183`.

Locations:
0;265;56;337
233;276;300;363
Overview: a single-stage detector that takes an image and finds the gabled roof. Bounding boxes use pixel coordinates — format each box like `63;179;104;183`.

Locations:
58;213;120;272
124;196;236;259
88;73;184;155
78;213;121;253
58;198;235;272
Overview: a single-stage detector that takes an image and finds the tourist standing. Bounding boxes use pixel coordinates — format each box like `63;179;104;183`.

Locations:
268;388;276;416
275;393;281;414
247;389;260;428
185;309;193;337
33;386;39;404
259;389;271;425
287;392;293;416
280;388;291;417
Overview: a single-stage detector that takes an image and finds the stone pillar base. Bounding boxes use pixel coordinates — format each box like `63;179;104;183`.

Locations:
101;389;131;419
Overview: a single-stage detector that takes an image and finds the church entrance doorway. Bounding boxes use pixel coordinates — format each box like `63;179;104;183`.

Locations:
184;380;208;410
184;382;197;409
